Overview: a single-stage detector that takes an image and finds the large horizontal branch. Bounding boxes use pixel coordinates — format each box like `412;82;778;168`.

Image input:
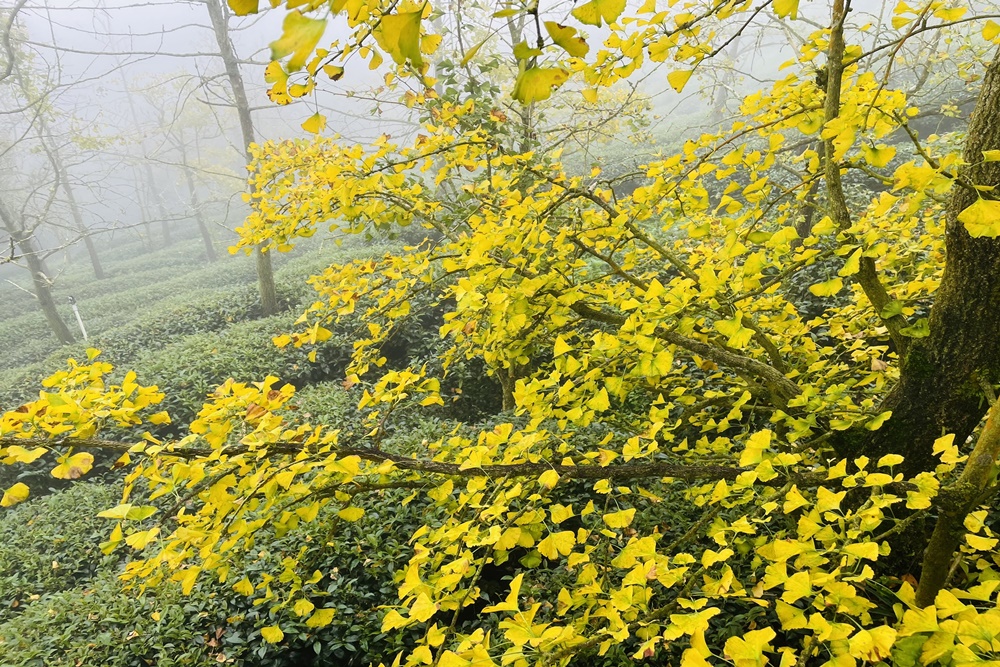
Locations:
0;436;783;484
571;303;802;399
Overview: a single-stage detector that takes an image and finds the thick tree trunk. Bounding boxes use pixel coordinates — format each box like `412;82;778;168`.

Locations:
0;191;74;344
205;0;278;315
255;248;278;315
2;217;75;345
20;237;74;345
914;398;1000;606
845;49;1000;479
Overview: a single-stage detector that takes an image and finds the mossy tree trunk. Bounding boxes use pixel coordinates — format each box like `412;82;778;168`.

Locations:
846;48;1000;480
915;398;1000;606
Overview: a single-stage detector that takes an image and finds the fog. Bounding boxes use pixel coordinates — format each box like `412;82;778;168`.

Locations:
0;0;983;328
0;0;413;293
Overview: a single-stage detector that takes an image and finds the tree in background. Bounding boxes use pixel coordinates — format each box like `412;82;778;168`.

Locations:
0;9;76;344
205;0;279;315
8;1;1000;666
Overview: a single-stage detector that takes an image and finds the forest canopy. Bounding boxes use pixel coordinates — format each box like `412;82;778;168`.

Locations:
5;0;1000;665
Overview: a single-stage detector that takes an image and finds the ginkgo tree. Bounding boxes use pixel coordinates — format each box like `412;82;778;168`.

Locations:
7;0;1000;665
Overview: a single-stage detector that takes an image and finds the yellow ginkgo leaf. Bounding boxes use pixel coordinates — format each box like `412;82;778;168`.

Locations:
261;625;284;644
51;452;94;480
537;530;575;559
233;577;255;596
288;81;314;98
512;67;569;104
816;487;846;512
306;608;336;627
1;482;29;508
588;387;610;411
602;508;635;528
984;20;1000;41
797;111;824;134
460;37;489;66
264;61;287;84
270;12;327;71
843;542;879;561
125;527;160;550
571;0;626;27
302;113;326;134
410;593;438;622
227;0;258;15
862;143;896;168
544;22;589;58
373;11;423;66
933;6;966;21
513;40;543;61
482;573;524;613
715;316;754;348
421;33;442;55
667;69;693;93
293;598;315;617
338;506;365;521
550;504;575;524
4;445;46;463
147;411;171;425
808;277;844;297
958;199;1000;237
892;15;912;29
538;469;560;489
838;248;862;276
772;0;798;19
553;336;572;356
724;627;776;667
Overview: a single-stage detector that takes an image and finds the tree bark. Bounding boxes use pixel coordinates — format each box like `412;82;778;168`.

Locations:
844;48;1000;479
915;398;1000;606
205;0;278;315
0;200;74;345
793;141;823;244
20;236;74;345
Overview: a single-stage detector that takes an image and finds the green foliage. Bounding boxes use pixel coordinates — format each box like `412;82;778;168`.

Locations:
0;237;376;376
0;239;392;411
0;482;120;621
132;313;352;425
0;570;236;667
0;465;445;666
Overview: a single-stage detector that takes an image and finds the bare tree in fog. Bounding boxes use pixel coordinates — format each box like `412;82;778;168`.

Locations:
203;0;278;315
0;10;76;343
